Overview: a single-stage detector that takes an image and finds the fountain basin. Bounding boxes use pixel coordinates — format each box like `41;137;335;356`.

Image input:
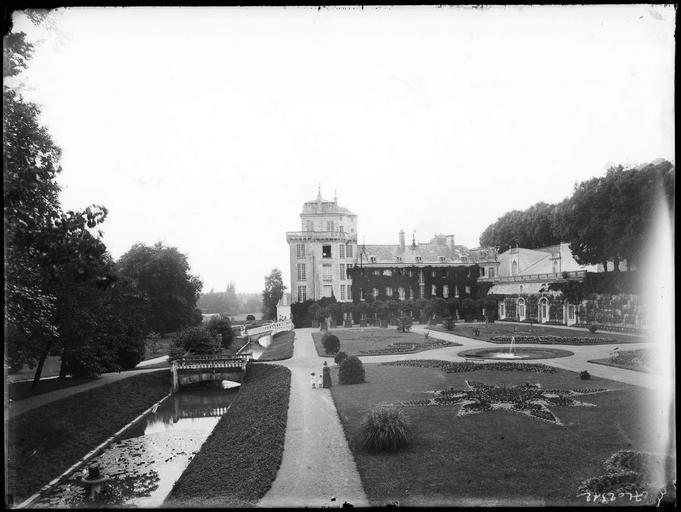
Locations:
458;347;574;360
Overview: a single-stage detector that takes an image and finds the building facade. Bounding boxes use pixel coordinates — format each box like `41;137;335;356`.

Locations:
286;190;358;303
287;192;499;303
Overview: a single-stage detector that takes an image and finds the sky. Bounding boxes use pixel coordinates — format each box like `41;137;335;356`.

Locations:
9;5;676;294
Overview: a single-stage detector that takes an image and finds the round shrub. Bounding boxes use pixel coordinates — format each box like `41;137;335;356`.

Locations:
588;324;599;333
339;355;365;384
322;333;340;354
246;314;256;321
357;408;411;452
172;326;220;355
334;351;349;365
580;370;591;380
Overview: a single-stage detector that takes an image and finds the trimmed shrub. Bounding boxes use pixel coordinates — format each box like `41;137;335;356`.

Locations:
334;351;349;365
442;317;455;331
246;314;256;321
206;316;234;348
580;370;591;380
588;324;598;333
357;408;411;452
339;355;365;384
322;333;340;354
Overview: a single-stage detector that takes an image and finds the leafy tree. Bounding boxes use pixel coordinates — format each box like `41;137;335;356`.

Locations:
206;315;234;348
117;242;203;335
261;268;285;320
4;29;118;386
172;326;220;355
479;202;561;251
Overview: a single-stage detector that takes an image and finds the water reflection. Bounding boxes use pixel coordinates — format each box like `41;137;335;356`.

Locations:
36;385;238;508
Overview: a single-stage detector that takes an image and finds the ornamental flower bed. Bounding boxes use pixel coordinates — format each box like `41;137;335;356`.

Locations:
385;381;611;426
359;339;455;356
577;450;676;505
488;335;617;345
383;359;557;373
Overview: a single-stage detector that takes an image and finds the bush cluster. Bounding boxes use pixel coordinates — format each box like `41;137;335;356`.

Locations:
357;408;411;452
339;355;365;384
171;326;220;359
322;332;340;354
334;351;348;365
580;370;591;380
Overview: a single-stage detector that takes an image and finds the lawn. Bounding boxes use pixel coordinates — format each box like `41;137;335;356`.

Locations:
425;322;646;346
330;361;669;507
589;349;658;374
311;328;460;358
5;370;171;506
143;335;175;361
165;363;290;507
258;330;295;361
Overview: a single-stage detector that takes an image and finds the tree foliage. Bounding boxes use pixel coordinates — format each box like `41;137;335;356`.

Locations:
479;160;675;271
261;268;286;320
116;242;203;335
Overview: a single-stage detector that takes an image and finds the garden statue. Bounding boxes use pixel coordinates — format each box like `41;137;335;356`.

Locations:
322;361;332;388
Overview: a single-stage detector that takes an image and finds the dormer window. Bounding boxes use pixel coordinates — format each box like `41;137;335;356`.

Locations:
415;256;422;263
370;256;377;263
396;256;403;262
439;256;446;262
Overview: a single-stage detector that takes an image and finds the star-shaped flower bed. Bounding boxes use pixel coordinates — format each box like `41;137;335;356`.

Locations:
384;382;612;426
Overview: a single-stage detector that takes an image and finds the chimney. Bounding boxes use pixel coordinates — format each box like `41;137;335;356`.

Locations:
399;230;405;251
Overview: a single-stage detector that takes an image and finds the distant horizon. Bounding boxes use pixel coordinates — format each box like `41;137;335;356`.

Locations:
10;5;675;294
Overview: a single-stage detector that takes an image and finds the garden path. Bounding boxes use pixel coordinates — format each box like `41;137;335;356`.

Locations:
6;368;164;420
373;326;665;391
258;328;369;508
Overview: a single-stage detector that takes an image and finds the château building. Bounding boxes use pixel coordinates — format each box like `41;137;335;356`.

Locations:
285;190;358;303
286;191;499;303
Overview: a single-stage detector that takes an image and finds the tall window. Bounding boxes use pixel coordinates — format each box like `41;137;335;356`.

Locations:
419;284;425;298
298;285;307;302
296;243;305;259
454;285;459;297
489;267;495;278
327;221;334;231
443;284;449;298
297;263;306;281
398;287;405;300
386;286;393;297
431;284;437;296
323;285;333;297
340;284;346;300
347;284;351;297
322;245;331;258
465;285;471;294
339;244;345;259
347;244;353;258
512;260;518;276
479;267;485;276
373;288;379;298
340;263;346;279
322;264;332;281
339;225;344;233
306;220;314;231
499;302;505;319
518;298;526;321
409;287;414;300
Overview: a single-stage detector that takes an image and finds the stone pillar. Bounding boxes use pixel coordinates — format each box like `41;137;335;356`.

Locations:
171;361;179;393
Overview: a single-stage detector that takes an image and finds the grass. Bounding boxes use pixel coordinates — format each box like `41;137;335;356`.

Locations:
330;361;667;507
5;370;171;505
143;336;174;361
6;356;62;383
311;328;460;358
258;330;295;361
589;349;657;374
165;363;290;507
425;322;646;345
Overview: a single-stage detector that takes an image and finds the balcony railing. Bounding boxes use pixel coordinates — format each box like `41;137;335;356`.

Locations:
478;270;586;283
286;230;356;241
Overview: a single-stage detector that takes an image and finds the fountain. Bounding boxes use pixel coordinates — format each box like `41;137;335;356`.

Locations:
458;335;574;361
81;465;109;501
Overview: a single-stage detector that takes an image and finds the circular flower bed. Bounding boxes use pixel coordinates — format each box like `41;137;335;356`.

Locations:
458;347;574;361
488;335;617;345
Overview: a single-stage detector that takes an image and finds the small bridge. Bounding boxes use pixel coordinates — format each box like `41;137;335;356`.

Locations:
171;354;251;392
241;319;294;340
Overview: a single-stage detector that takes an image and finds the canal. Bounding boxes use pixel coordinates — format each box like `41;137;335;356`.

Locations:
35;384;239;508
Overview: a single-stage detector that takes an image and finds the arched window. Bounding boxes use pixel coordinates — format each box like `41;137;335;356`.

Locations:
512;260;518;276
517;298;526;321
539;297;549;323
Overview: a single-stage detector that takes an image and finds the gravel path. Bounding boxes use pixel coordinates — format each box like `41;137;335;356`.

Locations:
258;328;369;508
6;368;165;420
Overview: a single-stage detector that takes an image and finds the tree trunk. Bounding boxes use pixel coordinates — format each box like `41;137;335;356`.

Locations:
602;260;609;272
59;348;69;379
613;257;620;272
32;341;52;391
